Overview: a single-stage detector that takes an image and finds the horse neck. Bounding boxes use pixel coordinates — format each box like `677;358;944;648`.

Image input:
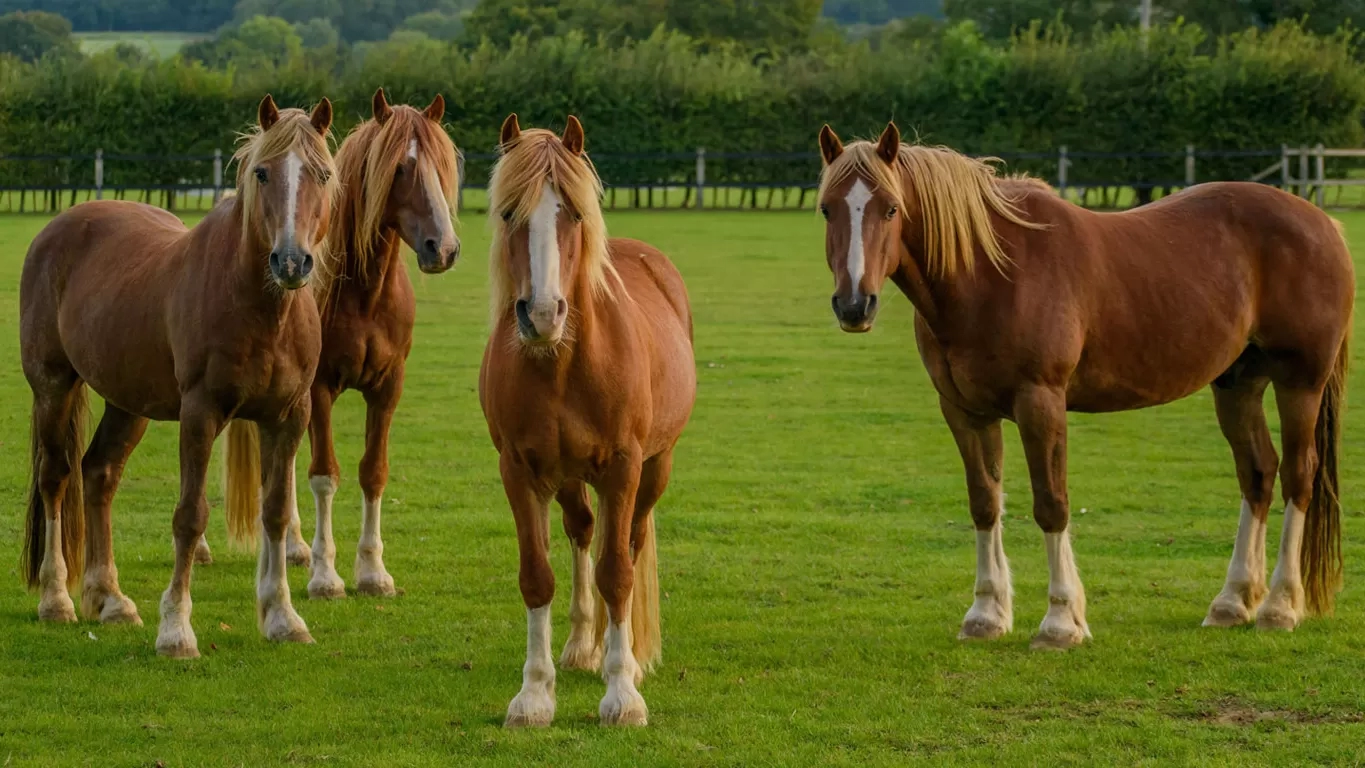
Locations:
336;222;405;306
893;221;948;331
227;198;302;320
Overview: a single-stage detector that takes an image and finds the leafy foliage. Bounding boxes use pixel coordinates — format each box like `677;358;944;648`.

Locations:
0;10;78;62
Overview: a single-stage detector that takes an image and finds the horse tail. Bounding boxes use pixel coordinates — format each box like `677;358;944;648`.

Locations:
21;384;88;590
1303;317;1350;616
224;420;261;549
592;512;663;675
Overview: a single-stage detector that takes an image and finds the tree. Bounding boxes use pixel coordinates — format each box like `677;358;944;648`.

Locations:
0;10;79;63
943;0;1135;39
293;16;339;48
401;9;466;40
182;14;302;68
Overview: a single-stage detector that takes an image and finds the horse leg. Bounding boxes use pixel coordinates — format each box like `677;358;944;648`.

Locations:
1204;376;1276;627
80;404;149;624
941;397;1011;640
355;376;402;597
596;446;648;726
557;479;600;671
501;453;557;728
256;413;314;643
1015;386;1089;650
193;534;213;565
1257;385;1324;630
29;382;85;623
307;384;344;598
156;398;221;658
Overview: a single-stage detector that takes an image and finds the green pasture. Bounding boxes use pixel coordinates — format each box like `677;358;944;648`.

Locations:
74;31;204;59
2;208;1365;765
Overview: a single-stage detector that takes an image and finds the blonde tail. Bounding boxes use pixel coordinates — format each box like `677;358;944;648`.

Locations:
224;420;261;548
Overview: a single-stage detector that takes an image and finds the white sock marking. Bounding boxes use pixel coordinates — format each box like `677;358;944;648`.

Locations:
845;179;872;291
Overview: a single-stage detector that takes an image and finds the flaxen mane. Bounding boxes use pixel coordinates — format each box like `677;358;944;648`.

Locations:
819;141;1046;278
487;128;617;325
232;106;341;286
329;105;460;297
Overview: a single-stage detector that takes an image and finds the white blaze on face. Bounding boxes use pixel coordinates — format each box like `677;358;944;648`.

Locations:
845;179;873;293
528;182;562;303
282;150;303;248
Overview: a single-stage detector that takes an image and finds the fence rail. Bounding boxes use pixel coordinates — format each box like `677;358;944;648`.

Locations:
3;145;1363;214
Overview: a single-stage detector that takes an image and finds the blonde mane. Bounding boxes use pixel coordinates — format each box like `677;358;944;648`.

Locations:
487;128;617;326
330;106;460;291
232;107;340;289
819;141;1045;278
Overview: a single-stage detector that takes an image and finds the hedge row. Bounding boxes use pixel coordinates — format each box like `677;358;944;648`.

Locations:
0;21;1362;190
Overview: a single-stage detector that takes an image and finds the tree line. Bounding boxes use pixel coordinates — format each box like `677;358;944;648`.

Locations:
0;21;1361;193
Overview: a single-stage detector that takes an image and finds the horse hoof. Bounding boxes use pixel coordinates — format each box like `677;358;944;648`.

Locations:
38;595;77;624
99;597;144;626
599;689;648;727
308;575;347;600
1203;601;1252;628
1031;627;1086;651
559;638;602;672
505;690;556;728
958;615;1010;640
355;575;396;598
156;639;200;659
1255;608;1298;632
270;628;316;644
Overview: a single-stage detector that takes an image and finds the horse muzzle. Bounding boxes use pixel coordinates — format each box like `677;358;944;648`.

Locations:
833;293;878;333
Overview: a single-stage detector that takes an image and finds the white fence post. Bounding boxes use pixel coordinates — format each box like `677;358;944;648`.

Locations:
1185;144;1195;187
94;149;104;200
1315;143;1326;208
1057;145;1068;199
695;148;706;210
212;148;223;203
1299;145;1309;199
1280;145;1289;191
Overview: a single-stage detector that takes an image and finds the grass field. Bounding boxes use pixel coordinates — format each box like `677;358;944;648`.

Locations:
75;31;204;59
2;208;1365;766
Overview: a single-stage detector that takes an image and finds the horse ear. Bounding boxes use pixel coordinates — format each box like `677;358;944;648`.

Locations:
500;113;521;146
818;124;843;166
424;94;445;123
876;121;900;165
258;94;280;131
311;98;333;135
373;88;393;124
562;115;585;156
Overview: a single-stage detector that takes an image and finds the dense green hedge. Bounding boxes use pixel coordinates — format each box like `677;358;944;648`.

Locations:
1;21;1362;192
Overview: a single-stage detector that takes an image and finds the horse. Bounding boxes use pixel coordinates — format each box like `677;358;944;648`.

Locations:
254;88;460;600
19;95;339;658
479;114;696;726
815;122;1352;649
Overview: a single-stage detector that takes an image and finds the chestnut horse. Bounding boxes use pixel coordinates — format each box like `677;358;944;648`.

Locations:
19;96;338;658
255;88;460;599
816;122;1351;649
480;115;695;726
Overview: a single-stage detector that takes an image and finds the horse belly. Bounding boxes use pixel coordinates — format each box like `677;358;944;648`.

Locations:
1067;321;1249;413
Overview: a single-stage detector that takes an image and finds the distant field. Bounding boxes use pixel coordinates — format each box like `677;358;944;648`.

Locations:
75;31;204;59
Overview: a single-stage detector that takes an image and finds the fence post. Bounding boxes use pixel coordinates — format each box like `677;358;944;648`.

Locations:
695;148;706;210
94;148;104;200
457;152;466;211
1280;144;1289;191
1299;145;1309;199
1315;143;1326;208
1057;145;1068;199
212;148;223;203
1184;144;1195;187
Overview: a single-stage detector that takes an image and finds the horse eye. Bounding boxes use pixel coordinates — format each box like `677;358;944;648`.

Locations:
501;209;513;222
819;204;829;220
318;169;332;183
886;206;899;219
572;212;583;223
395;165;405;177
254;167;268;184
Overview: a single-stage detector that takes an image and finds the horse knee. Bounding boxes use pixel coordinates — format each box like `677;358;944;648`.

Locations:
1032;497;1069;533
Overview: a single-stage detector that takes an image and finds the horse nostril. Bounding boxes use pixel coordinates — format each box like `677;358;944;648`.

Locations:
831;295;840;315
555;298;568;321
301;253;314;274
270;251;281;272
515;299;533;332
424;238;438;256
867;294;878;312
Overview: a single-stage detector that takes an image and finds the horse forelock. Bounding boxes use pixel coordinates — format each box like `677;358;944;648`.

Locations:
486;128;617;328
232;107;340;291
